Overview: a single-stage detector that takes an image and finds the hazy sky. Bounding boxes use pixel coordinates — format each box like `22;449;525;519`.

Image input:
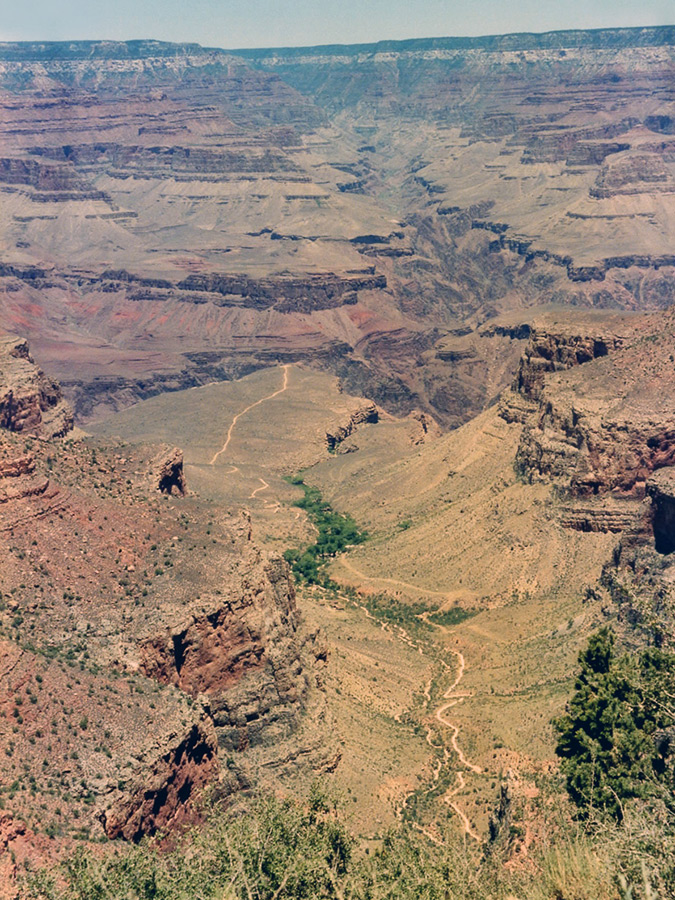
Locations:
1;0;673;48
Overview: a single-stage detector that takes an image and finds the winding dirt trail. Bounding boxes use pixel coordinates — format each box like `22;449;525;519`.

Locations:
210;364;291;466
445;773;480;842
249;478;270;500
357;595;481;840
435;647;481;775
248;477;281;513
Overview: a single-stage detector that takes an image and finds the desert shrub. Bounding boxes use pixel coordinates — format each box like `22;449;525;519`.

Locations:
24;789;352;900
23;789;675;900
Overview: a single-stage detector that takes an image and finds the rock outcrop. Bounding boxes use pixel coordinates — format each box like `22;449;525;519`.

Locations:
646;469;675;555
0;333;73;437
100;721;220;842
0;441;66;530
515;403;675;498
559;504;640;533
155;446;187;495
139;541;314;751
505;311;675;499
514;327;625;402
325;401;379;451
598;470;675;645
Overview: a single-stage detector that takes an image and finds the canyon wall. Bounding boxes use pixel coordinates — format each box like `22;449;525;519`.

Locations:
0;31;673;427
0;338;327;863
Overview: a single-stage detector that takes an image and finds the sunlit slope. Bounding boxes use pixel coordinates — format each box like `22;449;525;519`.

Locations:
303;405;618;787
89;364;378;544
308;406;614;605
89;362;619;815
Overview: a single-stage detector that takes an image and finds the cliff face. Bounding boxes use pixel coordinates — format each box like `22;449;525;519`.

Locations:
506;310;675;499
513;328;625;402
0;332;73;438
516;402;675;498
647;469;675;555
0;339;328;872
100;721;220;842
139;548;314;751
482;306;675;645
598;468;675;646
325;401;379;451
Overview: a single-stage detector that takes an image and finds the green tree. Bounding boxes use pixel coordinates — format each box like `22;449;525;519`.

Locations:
555;628;675;820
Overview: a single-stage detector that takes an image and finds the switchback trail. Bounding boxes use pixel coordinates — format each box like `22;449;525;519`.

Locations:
357;597;481;840
210;365;291;466
249;478;270;499
435;645;481;775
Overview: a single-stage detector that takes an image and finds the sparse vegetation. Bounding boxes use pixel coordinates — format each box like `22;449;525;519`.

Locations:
21;786;675;900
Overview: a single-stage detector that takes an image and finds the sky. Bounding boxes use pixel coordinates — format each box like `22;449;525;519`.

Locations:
1;0;673;49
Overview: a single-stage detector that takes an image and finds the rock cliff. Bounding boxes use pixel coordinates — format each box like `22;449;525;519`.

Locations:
646;469;675;555
325;401;379;451
503;310;675;498
139;542;315;752
0;340;330;875
0;332;73;438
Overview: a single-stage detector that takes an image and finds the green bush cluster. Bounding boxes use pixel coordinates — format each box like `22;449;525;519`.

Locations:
362;594;476;633
283;480;367;585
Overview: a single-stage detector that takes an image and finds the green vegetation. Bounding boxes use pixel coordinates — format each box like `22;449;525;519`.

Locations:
362;593;477;634
555;628;675;821
22;786;675;900
283;479;367;585
428;607;477;627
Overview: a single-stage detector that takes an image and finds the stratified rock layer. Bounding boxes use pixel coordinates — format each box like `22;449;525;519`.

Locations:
0;32;673;428
0;338;329;874
0;332;73;437
502;309;675;497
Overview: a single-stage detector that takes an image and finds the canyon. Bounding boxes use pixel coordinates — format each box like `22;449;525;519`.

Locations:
1;23;675;896
0;29;674;429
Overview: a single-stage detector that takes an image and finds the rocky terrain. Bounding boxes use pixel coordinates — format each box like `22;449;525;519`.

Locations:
512;308;675;498
0;335;331;892
2;25;675;894
0;29;673;428
494;306;675;650
0;333;72;438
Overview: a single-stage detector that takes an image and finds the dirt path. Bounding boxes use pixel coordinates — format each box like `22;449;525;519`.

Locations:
445;773;480;841
435;648;481;775
339;557;455;600
249;478;270;500
357;598;480;840
210;364;291;466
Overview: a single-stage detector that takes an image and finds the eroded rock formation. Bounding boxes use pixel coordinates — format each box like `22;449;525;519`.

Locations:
0;332;73;438
646;469;675;555
0;341;329;872
139;550;314;751
100;721;220;841
325;401;379;451
155;446;187;495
